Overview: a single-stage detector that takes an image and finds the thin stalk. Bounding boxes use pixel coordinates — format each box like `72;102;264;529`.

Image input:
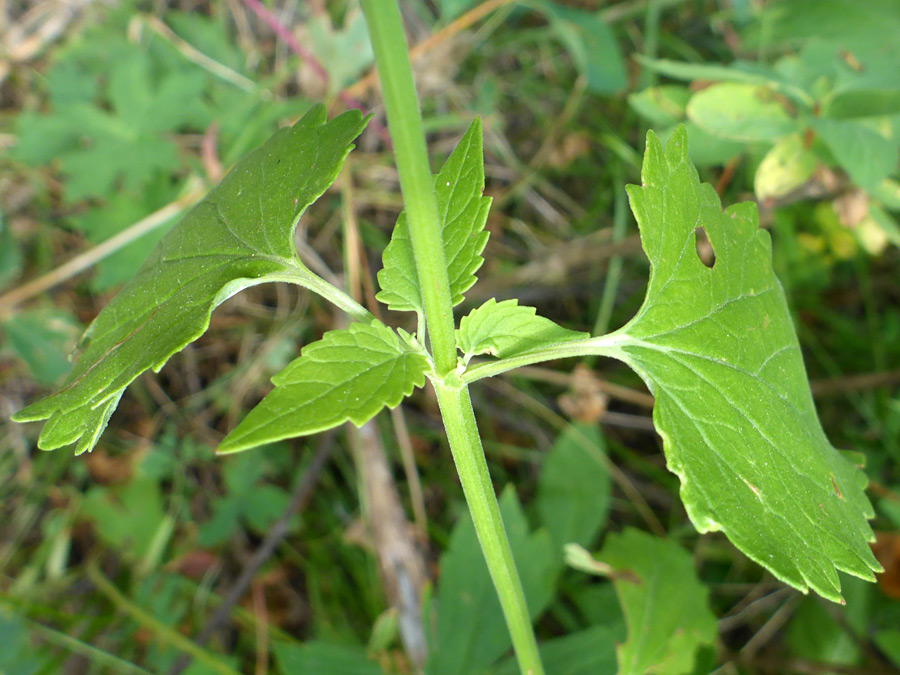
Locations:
462;333;630;385
86;562;241;675
360;0;457;376
361;3;545;673
286;266;374;323
434;383;544;675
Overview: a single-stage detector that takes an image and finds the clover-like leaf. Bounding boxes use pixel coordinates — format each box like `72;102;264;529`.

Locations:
13;106;369;454
614;126;881;602
598;529;717;675
377;118;491;313
218;322;429;454
457;298;587;364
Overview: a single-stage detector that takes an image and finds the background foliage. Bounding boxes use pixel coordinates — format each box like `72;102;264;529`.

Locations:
1;0;899;673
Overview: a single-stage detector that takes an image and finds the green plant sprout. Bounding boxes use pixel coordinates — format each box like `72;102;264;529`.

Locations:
12;3;883;674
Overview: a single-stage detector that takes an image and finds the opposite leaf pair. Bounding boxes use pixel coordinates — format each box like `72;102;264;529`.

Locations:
14;106;881;604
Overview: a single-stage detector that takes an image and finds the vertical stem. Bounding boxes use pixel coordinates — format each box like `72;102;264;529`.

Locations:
434;382;545;675
360;0;457;377
362;3;545;674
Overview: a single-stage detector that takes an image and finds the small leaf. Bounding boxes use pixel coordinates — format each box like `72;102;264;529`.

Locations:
754;133;818;200
1;309;81;385
13;106;369;455
615;126;881;601
457;298;587;362
599;529;717;675
377;118;491;313
218;322;429;454
687;82;797;141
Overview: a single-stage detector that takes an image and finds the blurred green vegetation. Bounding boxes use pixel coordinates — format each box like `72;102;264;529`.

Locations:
1;0;899;673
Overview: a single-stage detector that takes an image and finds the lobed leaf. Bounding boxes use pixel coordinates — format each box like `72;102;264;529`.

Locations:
456;298;587;363
13;106;369;454
598;529;717;675
616;126;881;601
218;322;429;454
376;118;491;313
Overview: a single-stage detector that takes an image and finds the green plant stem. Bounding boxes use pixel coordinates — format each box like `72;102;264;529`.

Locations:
434;382;544;675
360;0;457;377
361;3;544;673
462;333;629;385
288;266;374;323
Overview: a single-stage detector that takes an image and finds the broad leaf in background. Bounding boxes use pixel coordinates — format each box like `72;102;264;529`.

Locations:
457;298;587;364
597;528;716;675
219;322;429;454
377;118;491;313
15;50;208;203
13;107;369;455
273;641;385;675
686;82;796;142
536;422;611;554
598;529;716;675
536;1;626;95
0;611;41;675
197;452;296;546
427;486;556;675
627;85;691;128
1;309;81;385
812;118;900;190
493;626;618;675
615;127;881;601
81;476;169;564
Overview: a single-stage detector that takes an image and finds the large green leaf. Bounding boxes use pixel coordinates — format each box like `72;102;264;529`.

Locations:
376;118;491;313
13;106;369;454
614;126;880;601
598;529;717;675
218;322;429;454
456;298;587;364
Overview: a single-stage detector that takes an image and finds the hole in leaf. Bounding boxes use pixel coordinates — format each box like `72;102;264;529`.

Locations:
694;227;716;268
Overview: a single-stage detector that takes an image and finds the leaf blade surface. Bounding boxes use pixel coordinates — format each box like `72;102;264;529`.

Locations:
616;126;880;601
376;118;491;313
13;106;368;454
456;298;588;362
218;322;429;454
599;529;717;675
